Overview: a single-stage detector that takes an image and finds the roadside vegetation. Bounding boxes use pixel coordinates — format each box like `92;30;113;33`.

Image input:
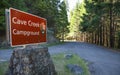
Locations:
52;53;90;75
0;62;9;75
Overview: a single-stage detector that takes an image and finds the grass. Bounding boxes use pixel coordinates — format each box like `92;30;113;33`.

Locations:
46;42;65;47
0;46;12;50
0;62;9;75
0;53;90;75
51;53;90;75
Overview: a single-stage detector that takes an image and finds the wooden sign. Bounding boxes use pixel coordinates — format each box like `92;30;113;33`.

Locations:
9;8;47;46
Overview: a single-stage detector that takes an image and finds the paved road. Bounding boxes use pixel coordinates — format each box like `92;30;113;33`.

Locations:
0;49;12;62
0;42;120;75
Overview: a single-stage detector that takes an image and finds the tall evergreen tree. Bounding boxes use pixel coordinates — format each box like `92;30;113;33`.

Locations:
8;0;28;11
55;0;69;41
69;1;86;39
0;0;9;36
25;0;60;28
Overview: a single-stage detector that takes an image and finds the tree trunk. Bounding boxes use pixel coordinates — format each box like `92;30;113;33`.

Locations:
95;32;97;44
118;35;120;48
100;24;102;45
102;22;105;46
62;27;64;42
109;0;114;48
106;25;109;47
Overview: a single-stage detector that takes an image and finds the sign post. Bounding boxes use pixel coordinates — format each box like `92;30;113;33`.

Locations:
5;9;10;44
9;8;47;47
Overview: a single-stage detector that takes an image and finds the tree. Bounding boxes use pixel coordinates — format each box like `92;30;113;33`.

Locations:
25;0;60;28
8;0;28;11
69;1;86;40
55;0;69;41
80;0;120;49
0;0;9;32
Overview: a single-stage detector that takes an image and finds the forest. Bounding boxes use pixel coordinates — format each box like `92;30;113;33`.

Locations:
69;0;120;49
0;0;120;49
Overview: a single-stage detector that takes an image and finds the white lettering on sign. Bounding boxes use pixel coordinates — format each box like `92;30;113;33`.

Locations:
13;29;39;36
12;17;27;25
12;17;40;28
28;20;40;27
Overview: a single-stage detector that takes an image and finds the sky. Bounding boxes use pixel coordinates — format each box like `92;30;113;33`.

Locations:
60;0;83;21
67;0;83;11
67;0;78;11
66;0;83;21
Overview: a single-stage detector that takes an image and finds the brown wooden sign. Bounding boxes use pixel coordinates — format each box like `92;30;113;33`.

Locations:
9;8;47;46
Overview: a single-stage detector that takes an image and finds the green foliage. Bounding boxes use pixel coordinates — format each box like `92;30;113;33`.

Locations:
52;53;90;75
0;62;9;75
55;1;69;41
82;0;120;48
0;0;9;31
8;0;28;11
113;1;120;16
69;0;120;48
69;2;86;36
25;0;60;28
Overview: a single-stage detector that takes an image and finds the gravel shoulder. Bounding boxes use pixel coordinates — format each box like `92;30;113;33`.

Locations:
0;42;120;75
